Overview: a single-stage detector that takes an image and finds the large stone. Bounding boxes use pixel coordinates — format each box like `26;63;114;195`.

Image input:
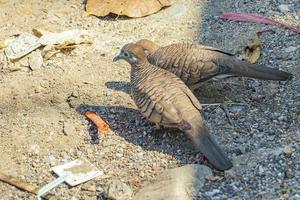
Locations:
134;164;212;200
104;179;133;200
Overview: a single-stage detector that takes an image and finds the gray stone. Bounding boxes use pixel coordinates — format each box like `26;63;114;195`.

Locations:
284;46;298;53
104;179;133;200
278;4;291;12
63;121;75;136
258;165;265;175
134;164;212;200
290;194;300;200
28;50;43;70
205;189;221;197
139;171;145;178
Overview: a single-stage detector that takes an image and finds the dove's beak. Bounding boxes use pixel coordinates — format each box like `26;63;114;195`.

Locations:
113;54;122;62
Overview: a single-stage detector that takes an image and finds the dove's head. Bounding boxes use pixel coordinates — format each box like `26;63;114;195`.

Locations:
113;43;147;64
135;39;159;55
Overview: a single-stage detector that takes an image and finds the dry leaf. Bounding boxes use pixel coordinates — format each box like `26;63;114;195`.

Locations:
244;29;274;64
86;0;174;18
32;28;48;38
54;40;77;50
244;33;261;64
43;50;60;60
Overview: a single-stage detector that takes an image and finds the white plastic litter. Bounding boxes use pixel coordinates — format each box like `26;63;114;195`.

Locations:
4;33;41;60
39;29;89;46
4;29;90;61
36;158;102;200
37;174;69;200
51;158;103;186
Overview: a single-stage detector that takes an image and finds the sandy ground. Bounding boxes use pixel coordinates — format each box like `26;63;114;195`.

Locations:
0;0;299;199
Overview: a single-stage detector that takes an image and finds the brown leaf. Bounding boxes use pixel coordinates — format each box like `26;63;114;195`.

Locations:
244;29;274;64
244;33;261;63
86;0;174;18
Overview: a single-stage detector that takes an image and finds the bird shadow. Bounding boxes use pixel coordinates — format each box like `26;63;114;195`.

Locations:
105;81;131;95
104;80;246;104
76;103;197;164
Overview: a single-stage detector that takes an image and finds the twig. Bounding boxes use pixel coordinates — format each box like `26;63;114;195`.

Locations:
202;102;246;107
220;105;234;126
203;101;247;126
0;173;60;200
234;127;250;135
0;173;37;193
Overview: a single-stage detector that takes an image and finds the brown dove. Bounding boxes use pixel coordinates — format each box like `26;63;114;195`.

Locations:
135;39;292;91
113;43;233;170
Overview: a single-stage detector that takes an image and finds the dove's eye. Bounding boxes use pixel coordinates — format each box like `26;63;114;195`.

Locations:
124;52;129;57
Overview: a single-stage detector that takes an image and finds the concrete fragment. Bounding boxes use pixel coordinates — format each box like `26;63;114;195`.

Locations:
134;164;212;200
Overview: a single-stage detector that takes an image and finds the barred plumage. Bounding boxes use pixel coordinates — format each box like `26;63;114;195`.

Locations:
113;43;233;170
136;39;292;91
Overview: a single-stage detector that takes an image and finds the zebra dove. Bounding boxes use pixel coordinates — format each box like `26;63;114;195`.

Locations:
135;39;292;91
113;43;233;170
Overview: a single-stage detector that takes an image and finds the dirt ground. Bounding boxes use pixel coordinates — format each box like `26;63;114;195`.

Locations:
0;0;299;199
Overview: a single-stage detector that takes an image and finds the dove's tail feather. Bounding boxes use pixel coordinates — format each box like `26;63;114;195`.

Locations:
228;60;292;81
189;126;233;171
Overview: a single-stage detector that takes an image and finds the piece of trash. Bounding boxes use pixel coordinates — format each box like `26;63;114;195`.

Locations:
0;37;15;49
86;0;174;18
85;111;109;134
244;29;274;63
2;29;92;62
38;29;92;60
28;49;44;70
38;29;90;46
37;174;68;200
51;158;103;186
4;33;41;60
220;12;300;34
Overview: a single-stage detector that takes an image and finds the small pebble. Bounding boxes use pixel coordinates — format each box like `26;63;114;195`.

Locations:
284;168;294;178
139;171;145;178
284;46;298;53
278;4;291;12
136;152;144;160
283;146;294;156
258;166;265;175
205;189;221;197
81;181;97;192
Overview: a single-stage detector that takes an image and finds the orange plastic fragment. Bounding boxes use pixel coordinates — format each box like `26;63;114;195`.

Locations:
85;111;109;134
